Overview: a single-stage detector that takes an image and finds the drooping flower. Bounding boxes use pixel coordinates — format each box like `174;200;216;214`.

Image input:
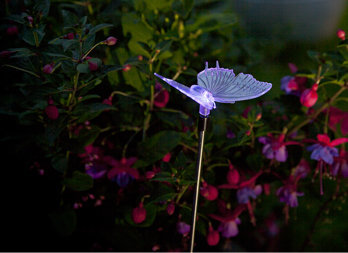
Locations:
176;221;190;236
107;157;139;187
259;134;300;162
276;184;304;208
132;202;146;224
210;204;244;238
281;76;307;96
236;186;261;204
306;134;347;165
206;225;220;246
300;83;318;107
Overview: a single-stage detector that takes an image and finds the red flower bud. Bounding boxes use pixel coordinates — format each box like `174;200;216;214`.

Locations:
45;104;59;120
200;184;218;201
88;61;98;71
337;29;346;40
43;63;54;74
123;64;131;72
67;32;75;40
105;36;117;46
300;83;318;107
206;225;220;246
132;202;146;224
7;26;18;36
146;171;155;179
0;50;13;58
166;202;175;215
227;168;240;185
162;153;171;162
138;55;143;61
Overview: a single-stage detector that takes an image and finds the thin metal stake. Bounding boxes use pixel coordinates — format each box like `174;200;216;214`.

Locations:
190;116;208;253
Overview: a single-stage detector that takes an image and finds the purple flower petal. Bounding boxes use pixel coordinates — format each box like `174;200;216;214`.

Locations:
262;144;274;159
275;145;287;162
319;147;334;165
218;220;239;238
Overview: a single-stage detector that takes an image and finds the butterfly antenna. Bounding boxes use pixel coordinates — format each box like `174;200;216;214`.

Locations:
216;60;219;69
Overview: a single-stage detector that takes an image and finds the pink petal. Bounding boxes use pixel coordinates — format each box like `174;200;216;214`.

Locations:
330;138;348;147
317;134;331;145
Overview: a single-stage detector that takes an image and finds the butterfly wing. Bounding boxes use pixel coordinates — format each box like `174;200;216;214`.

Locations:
154;73;215;109
197;61;272;103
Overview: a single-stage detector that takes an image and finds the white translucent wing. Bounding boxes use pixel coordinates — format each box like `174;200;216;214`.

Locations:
197;61;272;103
154;73;215;109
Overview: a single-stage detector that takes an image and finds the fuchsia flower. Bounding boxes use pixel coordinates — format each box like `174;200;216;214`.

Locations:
162;152;171;162
227;163;240;185
292;159;310;179
102;96;113;106
209;203;245;238
88;61;98;71
236;185;262;204
306;134;348;195
281;76;307;96
259;134;300;162
176;221;190;236
276;181;304;208
306;134;347;165
79;145;108;179
200;181;218;201
300;83;318;107
206;225;220;246
45;98;59;120
166;202;175;215
132;202;146;224
107;157;139;187
63;32;75;40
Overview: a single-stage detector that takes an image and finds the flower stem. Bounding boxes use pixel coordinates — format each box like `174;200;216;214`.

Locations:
3;64;40;78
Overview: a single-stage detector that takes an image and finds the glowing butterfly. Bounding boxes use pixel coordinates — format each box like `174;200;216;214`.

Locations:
154;61;272;116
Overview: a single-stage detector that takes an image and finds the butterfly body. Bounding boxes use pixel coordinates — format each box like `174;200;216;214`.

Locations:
154;61;272;116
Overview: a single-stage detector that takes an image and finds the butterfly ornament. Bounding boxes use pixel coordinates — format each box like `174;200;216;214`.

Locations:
154;61;272;116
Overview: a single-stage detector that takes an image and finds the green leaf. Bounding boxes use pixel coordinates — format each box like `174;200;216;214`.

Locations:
49;210;76;236
51;155;68;173
121;13;153;42
88;23;113;35
73;103;113;123
186;13;237;33
63;171;93;191
144;0;173;10
8;48;35;58
77;63;89;73
137;131;182;167
34;0;50;17
62;10;78;27
337;44;348;60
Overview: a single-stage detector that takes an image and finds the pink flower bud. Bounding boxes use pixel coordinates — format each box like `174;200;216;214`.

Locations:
45;99;59;120
200;184;218;201
105;36;117;46
256;113;262;121
167;202;175;215
122;64;131;72
227;168;240;185
43;63;54;74
162;152;171;162
288;63;298;73
154;89;169;108
88;61;98;71
7;26;18;36
27;16;33;25
67;32;75;40
146;171;155;179
132;202;146;224
138;55;143;61
300;83;318;107
264;184;271;195
337;29;346;40
206;226;220;246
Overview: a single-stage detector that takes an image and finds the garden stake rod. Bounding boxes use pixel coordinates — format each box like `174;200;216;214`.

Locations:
190;114;208;253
